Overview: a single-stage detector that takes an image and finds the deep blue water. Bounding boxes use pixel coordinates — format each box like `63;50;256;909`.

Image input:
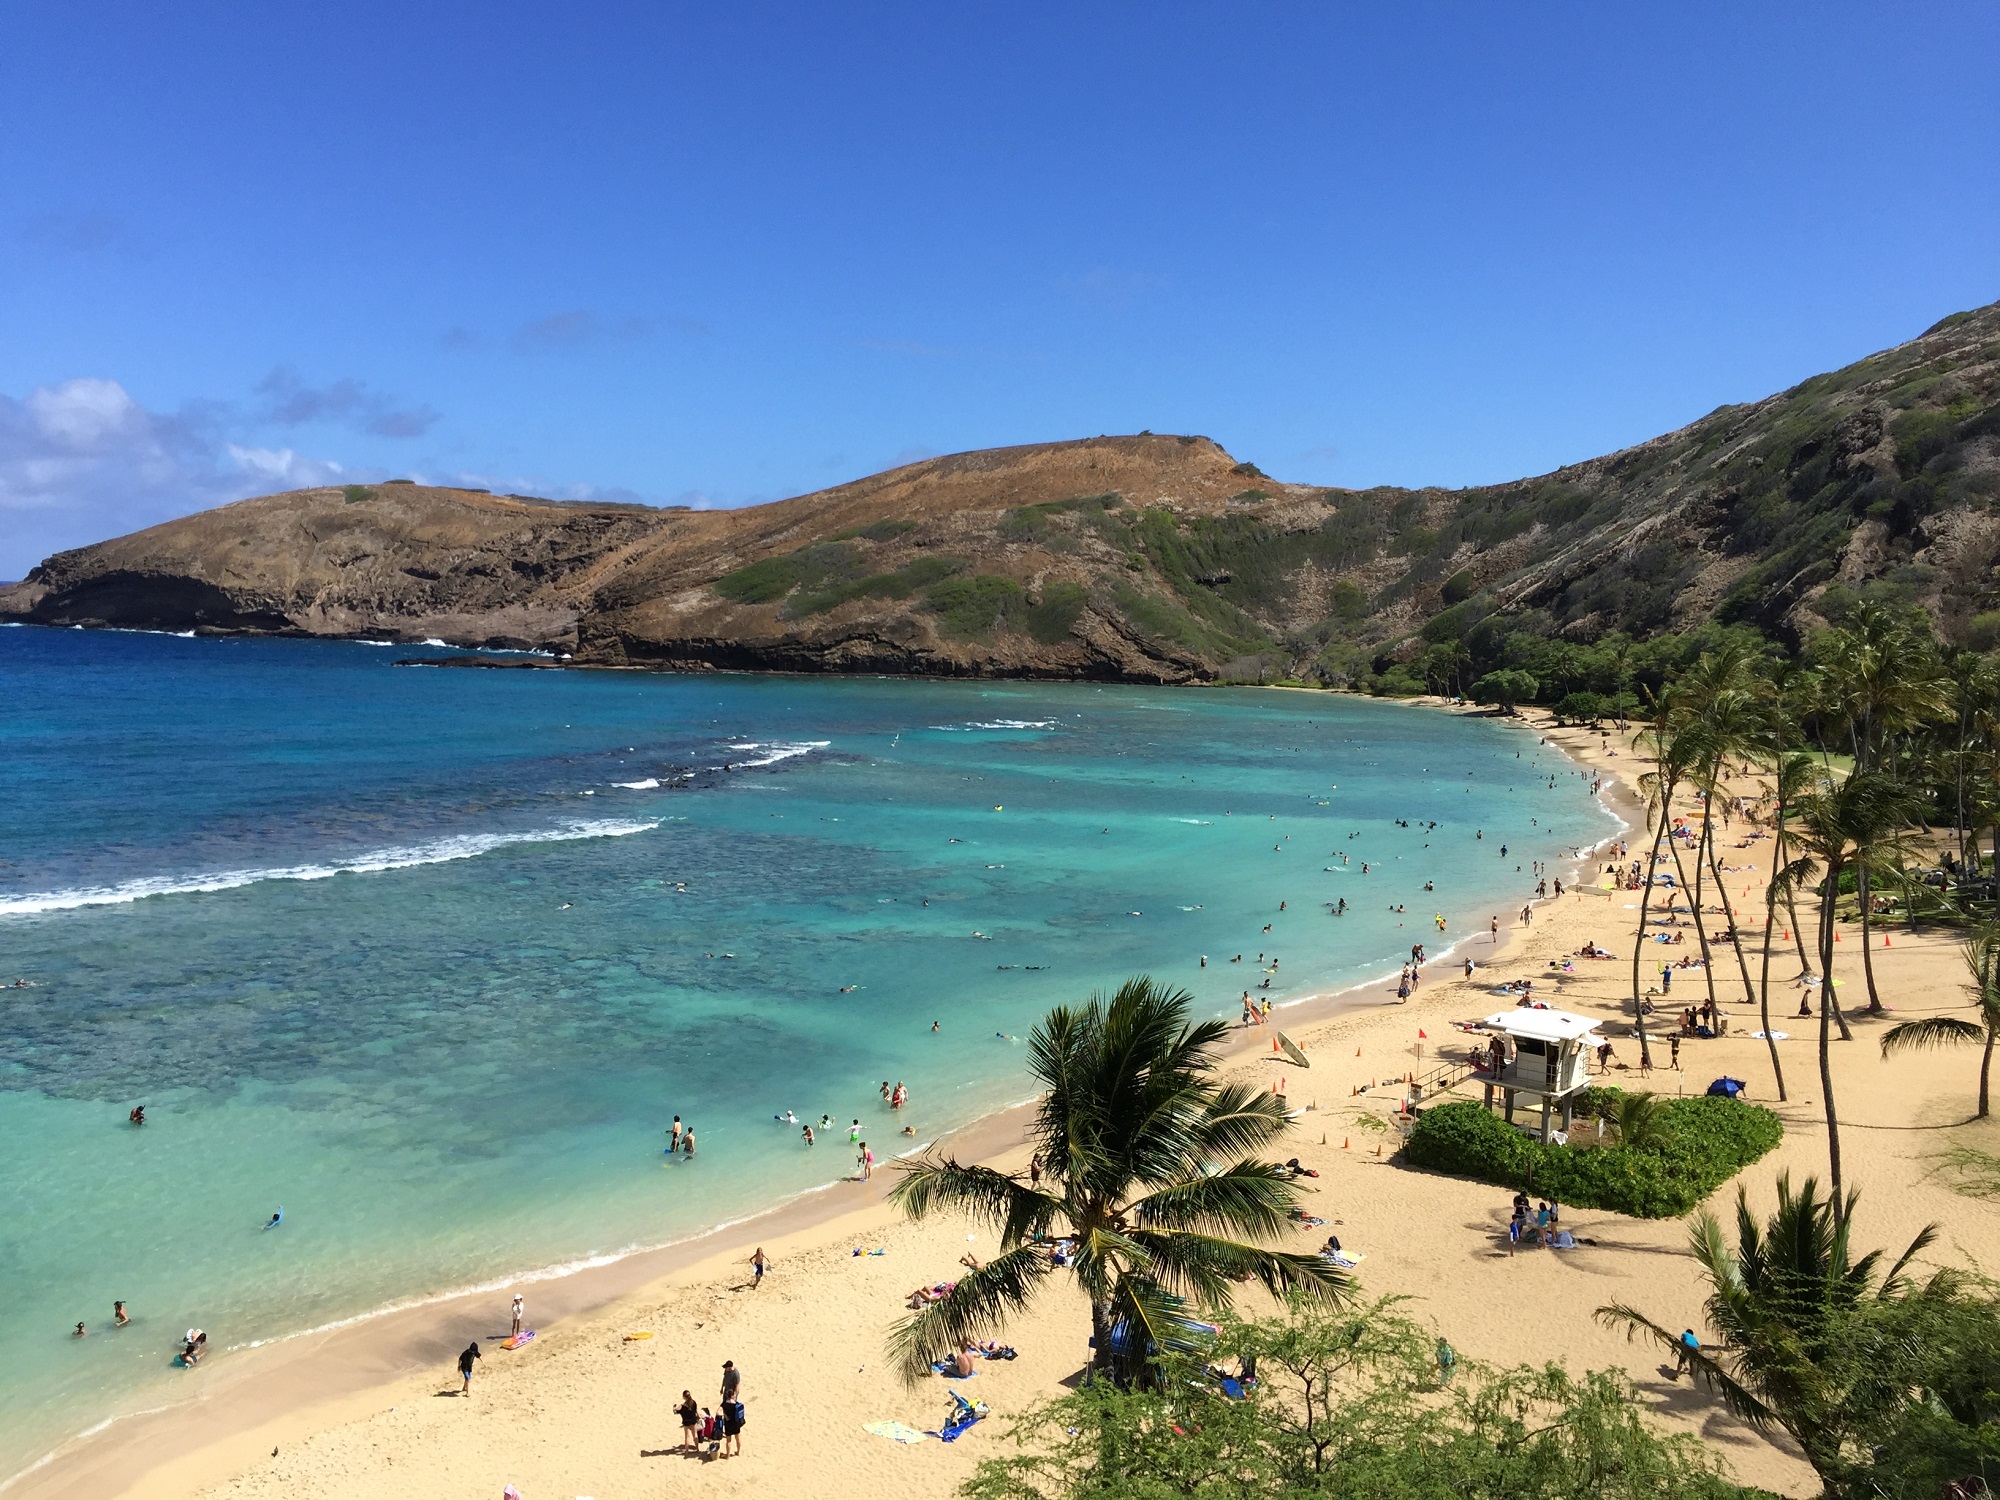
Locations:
0;625;1615;1476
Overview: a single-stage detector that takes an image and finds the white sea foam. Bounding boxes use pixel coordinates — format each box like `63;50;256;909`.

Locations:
0;819;659;917
613;778;661;790
721;740;829;768
929;719;1058;731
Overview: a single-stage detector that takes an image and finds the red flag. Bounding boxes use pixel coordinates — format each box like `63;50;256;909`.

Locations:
1418;1029;1428;1038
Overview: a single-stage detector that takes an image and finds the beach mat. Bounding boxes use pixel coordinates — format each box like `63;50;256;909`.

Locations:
864;1420;931;1444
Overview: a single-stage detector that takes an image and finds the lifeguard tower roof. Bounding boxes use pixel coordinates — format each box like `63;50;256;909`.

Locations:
1481;1008;1603;1045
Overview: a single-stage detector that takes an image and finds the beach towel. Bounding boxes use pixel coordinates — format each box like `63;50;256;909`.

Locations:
936;1394;989;1443
1219;1377;1248;1400
864;1420;931;1444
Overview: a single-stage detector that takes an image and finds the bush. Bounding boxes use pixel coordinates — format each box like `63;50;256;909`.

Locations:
341;484;377;504
1403;1097;1782;1218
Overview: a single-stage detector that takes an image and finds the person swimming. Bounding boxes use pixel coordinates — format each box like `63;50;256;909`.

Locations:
128;1105;146;1126
264;1208;284;1229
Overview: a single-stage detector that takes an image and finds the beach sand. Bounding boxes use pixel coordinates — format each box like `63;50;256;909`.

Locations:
20;706;2000;1500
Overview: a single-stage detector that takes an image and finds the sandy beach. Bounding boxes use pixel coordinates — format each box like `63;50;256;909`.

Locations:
19;703;2000;1500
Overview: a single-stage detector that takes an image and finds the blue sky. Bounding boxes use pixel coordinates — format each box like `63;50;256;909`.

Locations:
2;2;1995;578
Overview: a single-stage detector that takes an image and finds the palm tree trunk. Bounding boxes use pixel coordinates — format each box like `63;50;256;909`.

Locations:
1630;782;1673;1068
1700;806;1759;1011
1818;872;1845;1219
1980;1027;1994;1121
1088;1298;1113;1380
1858;861;1887;1015
1756;869;1787;1101
1666;809;1720;1016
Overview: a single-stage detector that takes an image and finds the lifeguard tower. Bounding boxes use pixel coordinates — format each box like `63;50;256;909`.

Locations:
1478;1008;1601;1143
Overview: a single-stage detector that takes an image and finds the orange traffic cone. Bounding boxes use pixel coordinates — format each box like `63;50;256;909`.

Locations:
1343;1137;1350;1149
1884;934;1891;948
1272;1037;1280;1053
1835;929;1841;942
1375;1143;1383;1156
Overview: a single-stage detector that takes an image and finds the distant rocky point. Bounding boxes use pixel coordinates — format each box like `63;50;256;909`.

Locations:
5;301;1996;683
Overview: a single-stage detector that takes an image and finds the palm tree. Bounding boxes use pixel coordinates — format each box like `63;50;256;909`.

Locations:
1813;605;1950;1014
1630;694;1693;1070
1607;1090;1663;1149
1753;749;1820;1104
1789;770;1919;1211
1598;1174;1946;1495
887;977;1348;1380
1880;924;2000;1119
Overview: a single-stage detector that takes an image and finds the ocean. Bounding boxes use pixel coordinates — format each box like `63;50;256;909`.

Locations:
0;625;1615;1480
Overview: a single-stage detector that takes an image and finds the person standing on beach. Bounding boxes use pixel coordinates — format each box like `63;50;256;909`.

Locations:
510;1295;524;1338
721;1359;741;1405
457;1341;481;1394
677;1390;700;1452
858;1142;873;1180
722;1391;746;1456
1029;1154;1043;1188
1490;916;1499;943
750;1247;768;1287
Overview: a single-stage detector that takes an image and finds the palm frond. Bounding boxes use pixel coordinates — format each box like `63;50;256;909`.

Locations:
886;1243;1055;1382
1127;1228;1350;1308
1129;1161;1299;1237
1877;1221;1941;1297
889;1156;1060;1246
1594;1303;1778;1431
1182;1080;1294;1164
1879;1016;1983;1057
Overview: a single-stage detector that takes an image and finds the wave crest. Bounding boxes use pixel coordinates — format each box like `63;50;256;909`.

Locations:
0;819;659;917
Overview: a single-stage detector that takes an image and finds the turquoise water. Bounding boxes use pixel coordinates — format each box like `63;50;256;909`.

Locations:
0;627;1613;1477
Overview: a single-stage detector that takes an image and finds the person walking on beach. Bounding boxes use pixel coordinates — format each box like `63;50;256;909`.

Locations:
510;1295;524;1338
1029;1153;1042;1188
858;1142;874;1180
457;1340;481;1394
677;1389;700;1452
750;1247;768;1287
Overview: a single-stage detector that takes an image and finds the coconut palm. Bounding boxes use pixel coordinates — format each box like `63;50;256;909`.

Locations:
1607;1090;1663;1150
887;977;1348;1381
1812;605;1951;1013
1598;1173;1947;1495
1880;925;2000;1119
1788;770;1920;1210
1630;693;1696;1070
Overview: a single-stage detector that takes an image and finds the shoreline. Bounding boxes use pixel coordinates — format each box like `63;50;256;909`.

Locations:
6;695;1616;1498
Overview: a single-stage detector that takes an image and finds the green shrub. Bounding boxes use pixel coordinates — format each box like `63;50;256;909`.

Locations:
713;555;803;603
1403;1097;1782;1218
341;484;377;504
926;574;1027;638
1441;568;1477;605
1021;582;1087;644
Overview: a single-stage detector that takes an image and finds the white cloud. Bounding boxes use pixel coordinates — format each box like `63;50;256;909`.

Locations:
0;378;346;580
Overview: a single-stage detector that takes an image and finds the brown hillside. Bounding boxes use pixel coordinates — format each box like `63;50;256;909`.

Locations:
5;299;1997;683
